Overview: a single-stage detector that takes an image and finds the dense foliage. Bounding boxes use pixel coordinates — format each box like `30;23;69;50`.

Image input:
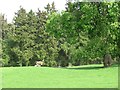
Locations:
1;1;120;67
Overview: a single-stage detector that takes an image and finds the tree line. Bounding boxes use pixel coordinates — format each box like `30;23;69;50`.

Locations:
0;1;120;67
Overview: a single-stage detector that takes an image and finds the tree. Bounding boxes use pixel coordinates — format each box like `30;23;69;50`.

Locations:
1;1;119;67
0;14;12;66
12;7;35;66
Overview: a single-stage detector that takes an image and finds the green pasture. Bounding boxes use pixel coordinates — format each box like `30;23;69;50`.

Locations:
1;64;118;88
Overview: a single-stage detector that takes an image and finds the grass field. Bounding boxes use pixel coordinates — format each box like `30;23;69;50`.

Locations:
1;64;118;88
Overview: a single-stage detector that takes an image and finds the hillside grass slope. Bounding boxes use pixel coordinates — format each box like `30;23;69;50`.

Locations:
1;64;118;88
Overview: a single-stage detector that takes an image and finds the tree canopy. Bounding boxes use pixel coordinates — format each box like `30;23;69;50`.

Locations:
1;1;120;67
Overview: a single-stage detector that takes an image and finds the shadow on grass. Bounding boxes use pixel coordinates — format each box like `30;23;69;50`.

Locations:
111;64;119;67
65;64;118;70
66;66;104;70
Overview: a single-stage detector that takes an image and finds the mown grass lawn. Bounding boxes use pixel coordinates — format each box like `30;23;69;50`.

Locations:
1;64;118;88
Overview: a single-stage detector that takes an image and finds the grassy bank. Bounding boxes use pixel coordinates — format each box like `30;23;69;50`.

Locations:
2;64;118;88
